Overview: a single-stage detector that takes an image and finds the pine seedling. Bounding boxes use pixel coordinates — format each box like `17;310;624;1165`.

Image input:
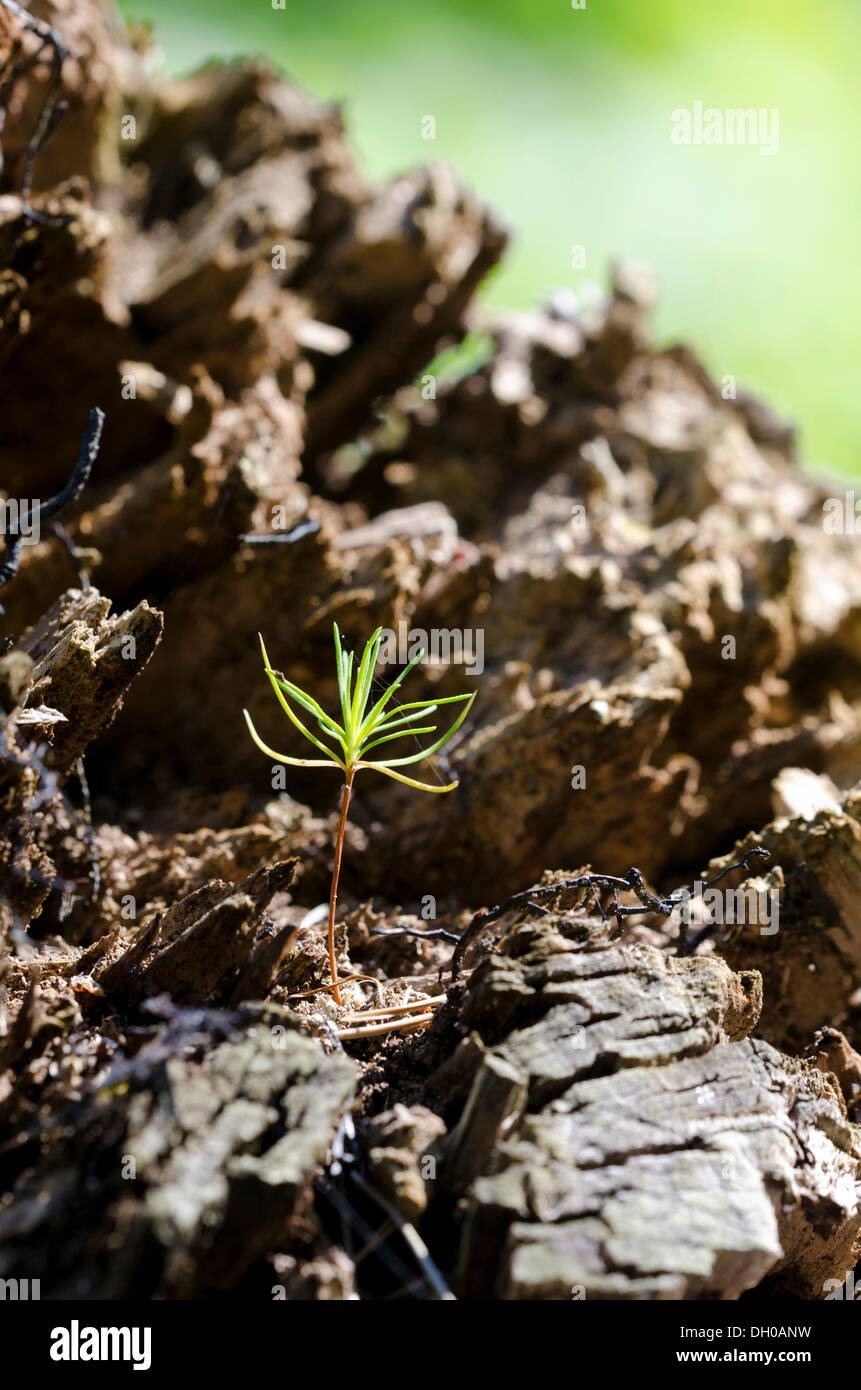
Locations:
244;625;475;1005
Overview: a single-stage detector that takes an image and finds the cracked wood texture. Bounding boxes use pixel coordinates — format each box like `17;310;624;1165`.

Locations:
442;915;861;1299
0;1009;357;1297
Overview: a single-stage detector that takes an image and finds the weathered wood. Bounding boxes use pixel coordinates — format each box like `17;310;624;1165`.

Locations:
0;1010;357;1297
96;859;298;1007
0;585;161;945
443;914;861;1300
708;785;861;1054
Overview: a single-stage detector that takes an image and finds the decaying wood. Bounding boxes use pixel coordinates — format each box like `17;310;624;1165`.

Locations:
440;914;861;1300
95;858;298;1007
17;586;162;775
0;583;161;943
0;1008;357;1297
704;781;861;1054
1;0;860;1301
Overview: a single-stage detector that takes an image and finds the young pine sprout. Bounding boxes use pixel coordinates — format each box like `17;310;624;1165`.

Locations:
244;625;475;1005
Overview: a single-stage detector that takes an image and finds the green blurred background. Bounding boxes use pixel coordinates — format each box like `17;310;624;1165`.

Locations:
117;0;860;477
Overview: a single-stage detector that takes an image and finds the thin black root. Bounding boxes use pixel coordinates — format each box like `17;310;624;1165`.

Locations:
370;923;460;943
450;847;772;977
0;0;70;220
0;406;104;613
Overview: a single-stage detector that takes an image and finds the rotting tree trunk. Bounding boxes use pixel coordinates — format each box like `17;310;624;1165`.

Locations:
1;0;861;1301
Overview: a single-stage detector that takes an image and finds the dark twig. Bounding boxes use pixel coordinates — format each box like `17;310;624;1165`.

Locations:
350;1171;454;1300
51;520;91;589
0;0;70;220
319;1113;454;1300
0;0;70;216
371;923;460;942
450;848;771;977
317;1176;418;1294
240;520;320;545
0;406;103;608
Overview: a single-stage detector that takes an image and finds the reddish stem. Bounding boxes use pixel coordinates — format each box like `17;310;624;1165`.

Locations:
327;765;354;1006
